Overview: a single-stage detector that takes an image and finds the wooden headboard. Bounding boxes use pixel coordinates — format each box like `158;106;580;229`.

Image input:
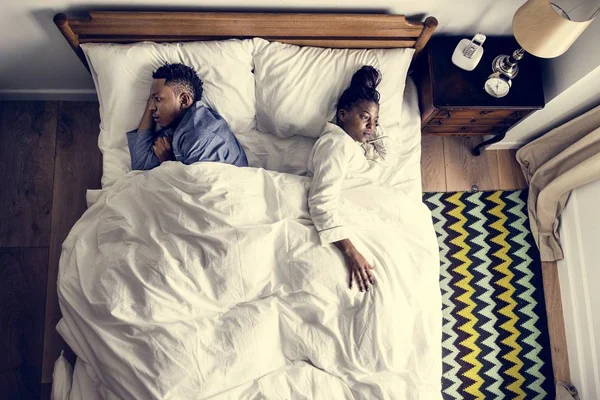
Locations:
54;11;438;72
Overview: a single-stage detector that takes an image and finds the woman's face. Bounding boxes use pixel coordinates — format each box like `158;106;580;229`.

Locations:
337;100;380;143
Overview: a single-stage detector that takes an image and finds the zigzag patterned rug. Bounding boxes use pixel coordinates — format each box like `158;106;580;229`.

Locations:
422;189;555;400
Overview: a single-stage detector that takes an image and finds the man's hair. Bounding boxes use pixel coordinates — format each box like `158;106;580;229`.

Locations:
152;63;203;102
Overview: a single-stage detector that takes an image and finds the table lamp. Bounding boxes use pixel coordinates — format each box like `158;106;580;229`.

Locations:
492;0;599;80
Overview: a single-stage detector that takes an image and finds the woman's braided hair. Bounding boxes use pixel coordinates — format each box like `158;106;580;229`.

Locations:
336;65;382;118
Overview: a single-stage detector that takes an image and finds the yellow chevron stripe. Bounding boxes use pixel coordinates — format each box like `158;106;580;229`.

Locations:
447;193;484;398
489;191;525;398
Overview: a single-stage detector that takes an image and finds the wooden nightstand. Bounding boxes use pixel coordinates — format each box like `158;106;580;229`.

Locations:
415;36;545;155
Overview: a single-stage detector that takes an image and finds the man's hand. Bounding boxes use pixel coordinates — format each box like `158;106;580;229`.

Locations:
137;94;156;132
152;136;175;163
146;94;154;111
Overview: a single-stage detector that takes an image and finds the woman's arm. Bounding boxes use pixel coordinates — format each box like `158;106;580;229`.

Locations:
308;137;349;245
308;136;376;291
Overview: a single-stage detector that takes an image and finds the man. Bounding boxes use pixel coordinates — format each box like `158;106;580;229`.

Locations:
127;63;248;170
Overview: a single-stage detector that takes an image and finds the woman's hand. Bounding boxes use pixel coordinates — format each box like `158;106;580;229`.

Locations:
334;239;376;292
344;249;376;292
152;136;175;163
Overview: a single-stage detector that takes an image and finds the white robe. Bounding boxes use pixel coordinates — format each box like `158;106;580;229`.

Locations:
308;122;391;246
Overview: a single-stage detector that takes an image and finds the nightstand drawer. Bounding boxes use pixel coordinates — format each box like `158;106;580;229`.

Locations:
430;117;513;126
434;109;525;121
422;124;503;134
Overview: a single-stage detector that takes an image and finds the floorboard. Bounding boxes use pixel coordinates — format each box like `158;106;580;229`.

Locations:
542;261;571;384
420;135;446;192
443;136;501;192
0;248;48;400
41;102;102;383
0;101;58;247
40;383;51;400
497;149;528;190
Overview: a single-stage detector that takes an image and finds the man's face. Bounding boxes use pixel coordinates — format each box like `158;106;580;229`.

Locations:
337;100;380;143
148;79;186;129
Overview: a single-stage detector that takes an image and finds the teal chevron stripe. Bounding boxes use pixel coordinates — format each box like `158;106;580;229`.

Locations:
466;192;504;397
507;191;547;399
427;193;462;399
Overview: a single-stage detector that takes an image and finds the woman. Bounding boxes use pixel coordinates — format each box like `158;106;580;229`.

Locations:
308;65;389;293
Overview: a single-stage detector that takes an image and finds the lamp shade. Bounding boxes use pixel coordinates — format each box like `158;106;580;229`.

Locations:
513;0;596;58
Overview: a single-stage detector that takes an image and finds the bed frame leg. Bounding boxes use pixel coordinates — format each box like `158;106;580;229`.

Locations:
54;13;90;73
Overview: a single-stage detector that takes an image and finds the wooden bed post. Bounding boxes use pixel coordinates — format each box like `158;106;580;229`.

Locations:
54;13;90;72
414;17;439;58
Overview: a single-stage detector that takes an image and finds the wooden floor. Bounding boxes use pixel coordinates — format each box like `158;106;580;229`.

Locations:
0;101;102;399
421;135;528;193
0;101;569;399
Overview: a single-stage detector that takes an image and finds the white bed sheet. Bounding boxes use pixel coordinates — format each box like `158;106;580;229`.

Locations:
56;161;441;399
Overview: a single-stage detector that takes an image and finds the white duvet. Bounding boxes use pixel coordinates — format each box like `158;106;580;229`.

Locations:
57;160;441;399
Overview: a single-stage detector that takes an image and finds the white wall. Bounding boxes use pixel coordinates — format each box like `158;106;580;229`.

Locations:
558;179;600;400
0;0;527;98
490;16;600;149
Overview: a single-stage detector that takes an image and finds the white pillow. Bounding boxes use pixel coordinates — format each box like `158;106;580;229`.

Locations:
252;38;414;139
234;76;422;179
81;40;256;188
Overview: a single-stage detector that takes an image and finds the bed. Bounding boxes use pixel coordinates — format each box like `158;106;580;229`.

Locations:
51;11;441;399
